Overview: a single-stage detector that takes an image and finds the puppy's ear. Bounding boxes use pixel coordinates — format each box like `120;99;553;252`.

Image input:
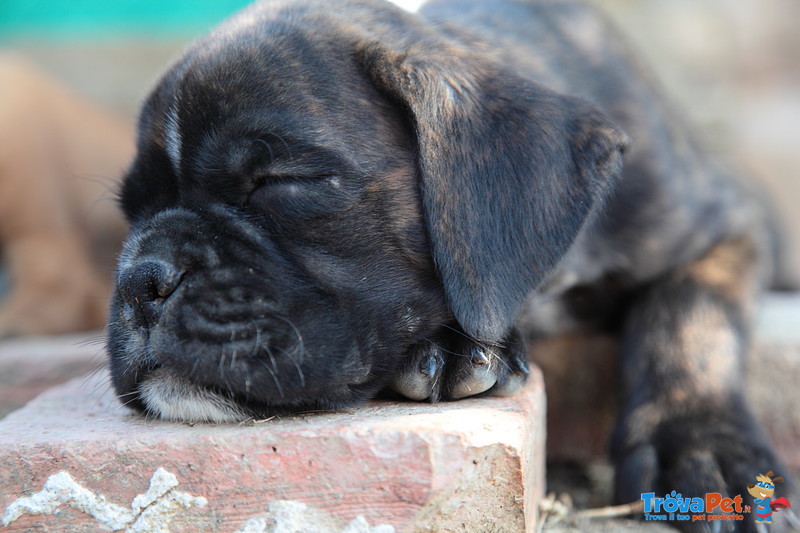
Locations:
359;42;629;342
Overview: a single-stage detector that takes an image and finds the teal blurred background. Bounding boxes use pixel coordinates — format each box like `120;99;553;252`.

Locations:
0;0;421;113
0;1;257;115
0;1;252;40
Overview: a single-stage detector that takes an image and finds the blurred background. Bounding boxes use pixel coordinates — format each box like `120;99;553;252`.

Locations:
0;0;797;322
0;0;260;114
600;0;800;285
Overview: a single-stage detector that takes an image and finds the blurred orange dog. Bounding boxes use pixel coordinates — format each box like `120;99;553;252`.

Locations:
0;54;133;337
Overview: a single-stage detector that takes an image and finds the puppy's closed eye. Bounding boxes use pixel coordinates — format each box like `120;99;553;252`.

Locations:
244;173;356;219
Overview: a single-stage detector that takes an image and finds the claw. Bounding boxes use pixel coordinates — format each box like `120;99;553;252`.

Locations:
449;348;497;399
491;354;530;397
393;328;530;403
470;346;490;366
513;354;530;375
389;344;442;401
420;353;439;376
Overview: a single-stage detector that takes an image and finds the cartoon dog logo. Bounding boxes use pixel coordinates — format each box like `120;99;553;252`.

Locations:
747;471;791;524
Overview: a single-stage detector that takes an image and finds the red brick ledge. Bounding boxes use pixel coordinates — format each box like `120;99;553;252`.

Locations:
0;331;105;418
0;367;546;532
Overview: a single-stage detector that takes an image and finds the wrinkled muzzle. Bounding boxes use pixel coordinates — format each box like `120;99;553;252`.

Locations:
107;207;382;422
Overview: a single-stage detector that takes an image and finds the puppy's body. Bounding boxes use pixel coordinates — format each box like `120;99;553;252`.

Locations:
109;0;793;528
441;1;766;286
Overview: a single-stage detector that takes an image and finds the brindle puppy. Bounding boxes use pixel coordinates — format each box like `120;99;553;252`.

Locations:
108;0;794;528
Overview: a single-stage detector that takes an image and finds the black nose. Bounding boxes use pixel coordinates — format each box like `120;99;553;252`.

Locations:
117;260;183;328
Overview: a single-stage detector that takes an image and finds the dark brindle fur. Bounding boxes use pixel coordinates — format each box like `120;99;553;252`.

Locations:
108;0;794;529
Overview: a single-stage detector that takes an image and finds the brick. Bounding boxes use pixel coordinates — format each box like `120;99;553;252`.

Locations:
0;366;546;532
0;331;105;418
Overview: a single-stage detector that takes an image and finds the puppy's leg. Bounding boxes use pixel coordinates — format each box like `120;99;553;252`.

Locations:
389;326;530;402
612;236;795;531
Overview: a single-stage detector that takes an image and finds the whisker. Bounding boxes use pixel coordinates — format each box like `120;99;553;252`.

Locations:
230;349;239;373
273;345;305;388
85;376;112;412
229;330;239;373
251;325;263;358
432;322;471;339
264;343;280;377
490;350;513;373
258;356;284;398
432;322;509;350
86;370;111;397
219;349;227;379
120;395;142;409
419;337;468;359
76;334;108;348
189;357;201;380
86;363;110;380
254;138;275;165
275;315;306;360
264;131;292;161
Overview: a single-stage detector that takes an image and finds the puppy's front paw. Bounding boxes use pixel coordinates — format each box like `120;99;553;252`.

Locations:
388;327;530;402
613;399;797;532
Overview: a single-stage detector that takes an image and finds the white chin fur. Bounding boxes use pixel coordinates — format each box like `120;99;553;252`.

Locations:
139;368;249;423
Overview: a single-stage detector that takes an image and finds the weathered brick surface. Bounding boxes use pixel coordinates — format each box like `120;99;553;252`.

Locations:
0;367;546;532
0;331;105;418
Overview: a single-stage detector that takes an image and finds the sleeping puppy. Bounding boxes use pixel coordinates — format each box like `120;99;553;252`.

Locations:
108;0;794;525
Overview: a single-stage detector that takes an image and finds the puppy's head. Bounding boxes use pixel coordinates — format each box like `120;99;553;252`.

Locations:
108;0;628;422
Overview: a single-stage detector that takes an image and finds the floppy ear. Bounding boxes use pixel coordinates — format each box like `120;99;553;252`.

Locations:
359;42;629;342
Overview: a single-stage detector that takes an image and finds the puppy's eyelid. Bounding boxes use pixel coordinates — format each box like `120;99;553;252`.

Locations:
252;172;341;187
243;173;306;203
